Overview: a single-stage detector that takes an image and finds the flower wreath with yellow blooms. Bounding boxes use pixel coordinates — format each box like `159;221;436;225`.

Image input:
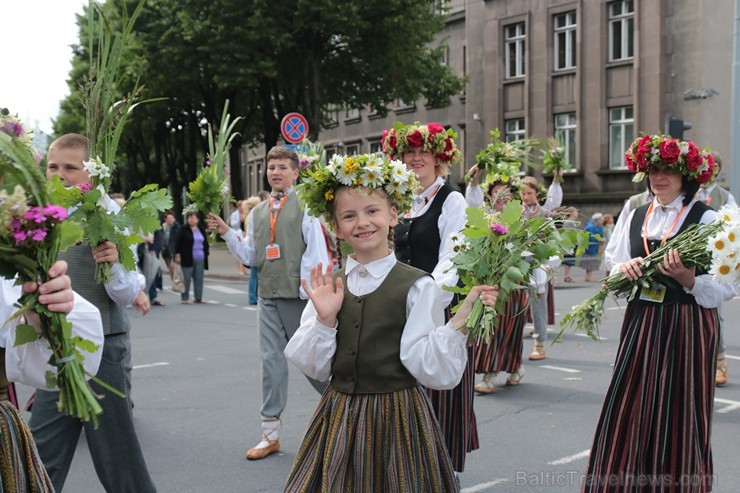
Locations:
295;153;419;222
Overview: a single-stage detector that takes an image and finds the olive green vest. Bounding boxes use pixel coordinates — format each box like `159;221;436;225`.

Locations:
252;192;306;299
707;185;730;211
627;190;650;212
58;244;130;335
330;262;427;394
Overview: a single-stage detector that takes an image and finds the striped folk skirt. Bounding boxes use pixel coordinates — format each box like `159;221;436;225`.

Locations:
284;385;458;493
474;289;531;374
583;301;718;493
0;401;53;493
426;345;478;472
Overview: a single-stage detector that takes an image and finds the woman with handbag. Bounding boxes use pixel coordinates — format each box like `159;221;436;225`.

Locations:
175;211;209;304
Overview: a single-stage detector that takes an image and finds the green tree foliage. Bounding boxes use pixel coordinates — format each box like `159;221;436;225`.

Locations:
55;0;464;212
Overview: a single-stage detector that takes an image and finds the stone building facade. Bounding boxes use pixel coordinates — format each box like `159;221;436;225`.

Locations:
240;0;733;217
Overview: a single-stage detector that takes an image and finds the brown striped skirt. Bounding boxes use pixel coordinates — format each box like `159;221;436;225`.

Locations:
474;289;531;374
284;385;458;493
426;344;478;473
583;301;718;493
0;400;53;493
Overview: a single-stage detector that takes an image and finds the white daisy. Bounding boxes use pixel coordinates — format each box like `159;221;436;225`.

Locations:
708;232;732;257
361;168;384;188
709;254;737;284
717;204;740;226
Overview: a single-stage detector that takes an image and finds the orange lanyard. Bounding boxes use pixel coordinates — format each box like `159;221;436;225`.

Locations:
407;185;441;218
705;195;712;206
642;201;687;254
269;195;288;245
524;204;539;217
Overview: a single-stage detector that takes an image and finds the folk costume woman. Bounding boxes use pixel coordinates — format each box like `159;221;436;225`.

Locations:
465;168;530;392
583;135;733;493
382;122;478;475
284;154;499;492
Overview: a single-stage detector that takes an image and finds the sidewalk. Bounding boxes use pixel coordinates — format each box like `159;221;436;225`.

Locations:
205;244;249;282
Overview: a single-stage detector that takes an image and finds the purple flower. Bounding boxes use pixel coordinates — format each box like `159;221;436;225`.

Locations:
525;255;533;263
34;151;42;164
29;229;48;241
490;224;509;236
23;206;46;223
1;121;23;137
12;230;27;245
75;183;93;194
43;205;68;221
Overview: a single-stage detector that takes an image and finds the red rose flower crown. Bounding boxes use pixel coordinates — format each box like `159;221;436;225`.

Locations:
381;121;463;165
625;133;716;184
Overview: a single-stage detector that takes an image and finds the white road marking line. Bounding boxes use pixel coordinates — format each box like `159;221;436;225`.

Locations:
572;333;608;341
461;479;509;492
133;362;170;370
606;306;625;311
206;285;248;295
224;303;237;308
242;306;258;311
715;398;740;414
548;449;590;465
724;354;740;361
540;365;582;373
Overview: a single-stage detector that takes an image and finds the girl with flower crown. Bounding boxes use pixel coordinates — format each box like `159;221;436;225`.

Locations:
382;122;479;476
582;135;735;493
284;154;499;492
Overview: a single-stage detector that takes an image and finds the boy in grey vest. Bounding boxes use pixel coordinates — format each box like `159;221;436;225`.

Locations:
30;134;156;493
207;146;329;460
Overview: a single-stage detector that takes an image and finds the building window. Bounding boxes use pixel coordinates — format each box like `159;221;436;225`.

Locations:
505;118;526;142
554;11;576;70
345;143;360;156
554;113;577;168
609;106;634;168
397;98;413;109
505;23;526;79
345;107;360;120
324;104;339;125
609;0;634;62
369;140;383;155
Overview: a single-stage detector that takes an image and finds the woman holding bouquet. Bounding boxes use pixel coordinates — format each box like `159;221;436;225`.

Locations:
465;168;530;392
583;136;732;492
382;122;476;477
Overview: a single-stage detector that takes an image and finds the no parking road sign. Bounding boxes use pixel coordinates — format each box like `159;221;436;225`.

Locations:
280;112;309;144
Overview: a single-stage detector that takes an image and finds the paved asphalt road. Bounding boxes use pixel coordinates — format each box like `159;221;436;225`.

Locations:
15;273;740;492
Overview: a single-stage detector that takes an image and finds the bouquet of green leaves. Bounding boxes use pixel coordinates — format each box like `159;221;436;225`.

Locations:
447;202;589;343
53;0;171;283
468;129;536;184
557;218;731;342
540;136;572;183
185;100;241;234
0;114;112;426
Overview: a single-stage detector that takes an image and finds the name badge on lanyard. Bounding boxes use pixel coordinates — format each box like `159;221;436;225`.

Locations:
639;284;666;303
266;244;281;260
268;194;288;260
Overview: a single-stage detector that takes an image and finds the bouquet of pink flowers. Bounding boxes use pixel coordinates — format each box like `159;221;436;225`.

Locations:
0;111;111;426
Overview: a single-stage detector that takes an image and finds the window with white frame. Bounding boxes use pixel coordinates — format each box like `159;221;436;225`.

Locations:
505;118;526;142
345;107;360;120
345;143;360;156
324;104;339;125
554;113;577;168
609;0;634;62
505;23;526;79
554;11;576;70
369;140;383;155
609;106;634;168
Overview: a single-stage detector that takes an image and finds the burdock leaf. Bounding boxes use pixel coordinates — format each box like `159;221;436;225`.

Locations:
14;324;38;346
